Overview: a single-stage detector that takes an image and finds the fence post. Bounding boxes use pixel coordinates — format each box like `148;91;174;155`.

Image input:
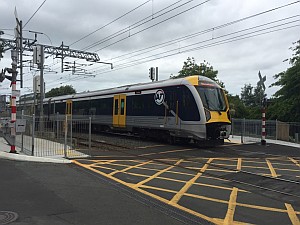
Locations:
64;115;68;158
31;114;35;156
275;119;278;141
241;118;245;143
89;117;92;156
21;110;24;153
56;112;58;138
231;119;234;138
261;107;266;145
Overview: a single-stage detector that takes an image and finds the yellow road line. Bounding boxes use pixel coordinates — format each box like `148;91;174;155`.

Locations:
73;159;300;225
205;168;236;173
266;159;278;177
224;187;238;225
271;168;300;172
90;160;117;167
237;158;242;171
109;160;153;176
285;203;300;225
139;148;196;156
136;144;166;149
141;184;178;194
124;171;150;178
91;164;117;172
289;157;300;168
72;160;135;188
132;159;184;188
135;186;220;224
169;158;214;205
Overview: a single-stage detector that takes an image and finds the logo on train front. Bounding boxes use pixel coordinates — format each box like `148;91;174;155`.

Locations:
154;89;165;105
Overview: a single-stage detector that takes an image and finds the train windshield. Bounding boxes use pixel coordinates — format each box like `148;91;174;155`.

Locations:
196;86;226;112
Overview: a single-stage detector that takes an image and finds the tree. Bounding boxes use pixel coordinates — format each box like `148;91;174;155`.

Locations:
268;40;300;122
45;85;76;98
173;57;225;88
227;94;249;118
240;84;255;107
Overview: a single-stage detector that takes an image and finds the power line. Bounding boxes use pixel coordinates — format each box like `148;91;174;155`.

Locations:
69;0;152;47
47;0;300;72
87;18;300;74
82;0;206;52
48;0;201;70
44;20;299;89
23;0;47;28
20;1;300;90
93;0;300;53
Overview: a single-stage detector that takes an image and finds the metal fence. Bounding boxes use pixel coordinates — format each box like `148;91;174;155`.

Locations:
11;115;300;158
231;118;300;144
15;114;91;158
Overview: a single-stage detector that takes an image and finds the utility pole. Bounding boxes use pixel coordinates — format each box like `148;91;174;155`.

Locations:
257;71;267;146
10;50;18;153
14;9;23;88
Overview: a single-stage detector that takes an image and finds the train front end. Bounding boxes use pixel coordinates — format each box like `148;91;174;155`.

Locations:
193;76;231;143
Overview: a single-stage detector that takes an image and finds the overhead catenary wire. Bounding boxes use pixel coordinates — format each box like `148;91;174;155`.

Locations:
23;0;47;28
16;1;300;94
43;16;300;89
47;0;299;73
44;20;300;90
48;0;210;71
82;0;209;52
69;0;152;47
89;19;300;76
78;13;300;75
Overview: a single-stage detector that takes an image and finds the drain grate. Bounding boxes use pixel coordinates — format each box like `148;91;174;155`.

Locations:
0;211;18;225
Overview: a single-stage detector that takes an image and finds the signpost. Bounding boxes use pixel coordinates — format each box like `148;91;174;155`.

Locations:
258;71;267;145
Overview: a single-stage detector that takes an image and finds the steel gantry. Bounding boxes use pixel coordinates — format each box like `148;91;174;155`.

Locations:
0;37;100;62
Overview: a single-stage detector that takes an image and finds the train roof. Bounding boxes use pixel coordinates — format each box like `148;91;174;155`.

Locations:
44;75;220;102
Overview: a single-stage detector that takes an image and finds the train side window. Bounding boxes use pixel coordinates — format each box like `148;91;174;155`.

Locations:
120;99;125;115
114;99;119;115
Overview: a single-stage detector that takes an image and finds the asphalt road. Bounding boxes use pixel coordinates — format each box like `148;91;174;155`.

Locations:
0;158;205;225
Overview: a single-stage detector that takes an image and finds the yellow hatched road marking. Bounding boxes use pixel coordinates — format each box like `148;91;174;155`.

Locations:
90;160;117;167
285;203;300;225
132;159;184;188
124;171;150;178
136;144;166;149
135;185;220;224
169;158;214;205
139;148;196;156
266;159;278;177
224;187;238;225
289;157;300;167
109;160;153;176
73;159;300;225
237;158;242;170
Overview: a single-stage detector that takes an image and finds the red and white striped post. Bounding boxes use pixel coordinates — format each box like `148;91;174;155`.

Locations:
9;50;18;153
261;99;267;145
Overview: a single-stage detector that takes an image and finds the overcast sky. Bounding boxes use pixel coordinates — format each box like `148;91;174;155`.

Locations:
0;0;299;98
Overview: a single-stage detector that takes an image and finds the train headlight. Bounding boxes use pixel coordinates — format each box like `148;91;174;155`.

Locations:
204;108;211;121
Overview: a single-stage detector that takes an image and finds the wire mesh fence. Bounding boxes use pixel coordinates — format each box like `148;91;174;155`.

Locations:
15;114;91;158
231;118;300;144
13;115;300;159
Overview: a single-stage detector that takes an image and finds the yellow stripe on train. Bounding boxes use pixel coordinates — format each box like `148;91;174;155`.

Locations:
207;110;231;123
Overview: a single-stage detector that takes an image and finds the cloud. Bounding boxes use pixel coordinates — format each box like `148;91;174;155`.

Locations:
0;0;299;99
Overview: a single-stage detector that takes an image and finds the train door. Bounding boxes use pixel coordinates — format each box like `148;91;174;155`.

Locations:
113;94;126;127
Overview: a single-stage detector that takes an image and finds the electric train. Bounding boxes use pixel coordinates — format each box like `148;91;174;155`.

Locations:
18;75;231;145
